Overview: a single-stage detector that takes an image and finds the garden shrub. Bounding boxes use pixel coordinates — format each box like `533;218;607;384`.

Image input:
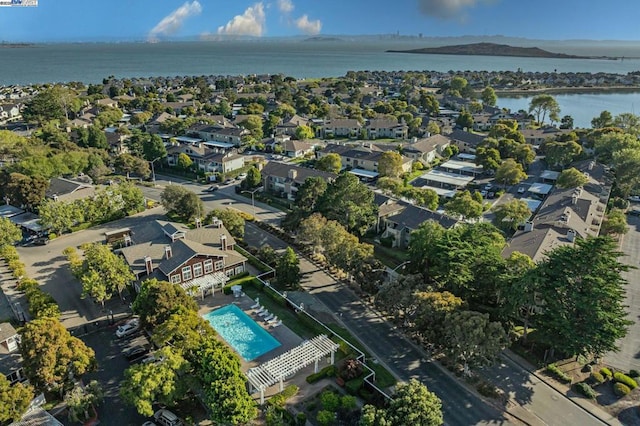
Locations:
614;382;631;397
306;365;335;384
590;371;606;385
600;367;613;379
17;278;38;292
340;395;357;410
614;372;637;389
476;381;501;399
296;413;307;426
316;410;335;426
0;245;19;261
268;384;299;408
630;370;640;379
575;382;597;399
546;363;572;384
320;391;340;412
345;377;364;395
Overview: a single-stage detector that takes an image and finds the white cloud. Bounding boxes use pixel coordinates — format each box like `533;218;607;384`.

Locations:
149;1;202;39
417;0;496;19
277;0;294;14
295;14;322;35
217;3;266;37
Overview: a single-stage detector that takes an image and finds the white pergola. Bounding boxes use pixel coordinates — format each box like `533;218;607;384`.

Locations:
181;272;228;299
246;335;340;404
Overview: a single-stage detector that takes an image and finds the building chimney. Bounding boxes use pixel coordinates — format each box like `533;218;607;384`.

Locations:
572;195;579;205
524;221;534;232
288;169;297;180
165;246;172;259
195;218;202;228
144;256;153;275
567;229;577;242
220;234;227;251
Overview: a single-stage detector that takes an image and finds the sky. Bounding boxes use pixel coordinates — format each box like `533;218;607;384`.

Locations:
0;0;639;42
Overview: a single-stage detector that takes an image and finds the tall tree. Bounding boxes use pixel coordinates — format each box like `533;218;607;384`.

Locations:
142;134;167;161
612;148;640;197
475;144;502;172
528;94;560;125
495;158;527;186
240;166;261;189
276;247;301;289
481;86;497;106
120;346;191;417
408;220;446;275
492;199;531;232
601;209;628;236
444;190;483;220
443;310;508;375
316;153;342;174
360;379;443;426
0;217;22;247
176;153;193;171
20;318;96;393
132;278;199;329
194;340;258;425
205;209;245;239
544;140;582;168
77;243;135;303
591;110;614;129
294;125;315;140
317;173;377;236
378;151;403;178
529;237;632;357
0;375;34;424
161;185;204;222
22;87;68;124
556;167;589;188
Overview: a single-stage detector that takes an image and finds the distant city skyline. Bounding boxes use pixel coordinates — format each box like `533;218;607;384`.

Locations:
0;0;639;42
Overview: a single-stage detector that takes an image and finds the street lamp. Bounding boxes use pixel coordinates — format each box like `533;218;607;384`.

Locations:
149;157;162;182
242;187;261;217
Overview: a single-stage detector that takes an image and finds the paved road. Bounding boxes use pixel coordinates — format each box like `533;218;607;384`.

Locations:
244;217;618;426
243;223;511;425
606;212;640;372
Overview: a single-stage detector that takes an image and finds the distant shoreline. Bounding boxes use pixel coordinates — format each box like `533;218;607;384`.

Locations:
0;43;34;48
493;86;640;97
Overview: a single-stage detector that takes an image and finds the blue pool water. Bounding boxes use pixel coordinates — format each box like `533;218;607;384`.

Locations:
203;304;281;361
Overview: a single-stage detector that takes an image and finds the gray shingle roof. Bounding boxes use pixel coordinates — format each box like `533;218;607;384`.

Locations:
261;162;335;183
386;202;457;230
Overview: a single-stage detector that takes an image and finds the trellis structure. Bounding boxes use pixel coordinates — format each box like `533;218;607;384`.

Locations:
246;335;340;404
181;272;228;299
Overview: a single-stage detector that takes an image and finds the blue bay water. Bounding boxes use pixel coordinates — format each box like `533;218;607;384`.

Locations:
1;40;640;125
498;92;640;129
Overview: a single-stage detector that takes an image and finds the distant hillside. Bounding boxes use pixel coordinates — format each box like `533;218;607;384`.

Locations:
387;42;597;59
303;37;344;42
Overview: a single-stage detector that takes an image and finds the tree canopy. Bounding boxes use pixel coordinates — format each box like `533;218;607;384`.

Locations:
378;151;403;178
528;94;560;125
316;153;342;174
556;167;589;188
132;278;199;329
0;217;22;247
161;185;204;222
205;209;245;239
495;158;527;186
492;199;531;232
0;375;34;424
276;247;301;289
20;317;96;393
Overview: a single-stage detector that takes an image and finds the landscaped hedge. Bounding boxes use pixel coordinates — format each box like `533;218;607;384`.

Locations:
600;367;613;379
614;382;631;397
268;384;299;408
613;372;638;389
546;363;572;384
590;371;606;385
575;382;597;399
630;370;640;379
306;365;336;384
345;377;364;395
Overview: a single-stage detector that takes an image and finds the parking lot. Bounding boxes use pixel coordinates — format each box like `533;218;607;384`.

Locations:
80;328;150;426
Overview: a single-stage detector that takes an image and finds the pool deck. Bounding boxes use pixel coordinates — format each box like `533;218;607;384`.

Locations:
198;292;330;402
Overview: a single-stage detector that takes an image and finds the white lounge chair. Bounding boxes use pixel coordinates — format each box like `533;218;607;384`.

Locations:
250;300;260;309
271;320;282;328
263;313;274;322
255;306;266;314
259;309;270;317
267;316;279;324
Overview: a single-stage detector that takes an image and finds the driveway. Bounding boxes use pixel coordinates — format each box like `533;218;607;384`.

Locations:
606;212;640;372
80;329;148;426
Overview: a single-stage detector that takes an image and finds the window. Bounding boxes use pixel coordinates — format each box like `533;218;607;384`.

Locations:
214;260;224;271
182;265;192;281
204;259;213;274
170;274;181;284
235;265;244;275
225;269;234;277
193;262;203;278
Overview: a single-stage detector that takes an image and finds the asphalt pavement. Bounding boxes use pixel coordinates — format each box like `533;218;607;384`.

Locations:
606;212;640;372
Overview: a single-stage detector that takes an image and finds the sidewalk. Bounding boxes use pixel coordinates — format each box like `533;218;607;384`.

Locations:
0;263;30;323
502;349;622;426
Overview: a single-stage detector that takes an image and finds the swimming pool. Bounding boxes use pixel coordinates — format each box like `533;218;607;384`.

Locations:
203;304;281;361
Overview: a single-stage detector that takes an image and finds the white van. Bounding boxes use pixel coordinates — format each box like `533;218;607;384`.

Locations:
153;409;183;426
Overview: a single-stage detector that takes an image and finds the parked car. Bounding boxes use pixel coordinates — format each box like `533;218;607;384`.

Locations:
204;185;219;192
154;409;183;426
627;208;640;216
223;178;233;185
142;422;157;426
629;195;640;203
237;173;247;180
140;354;165;365
116;318;140;338
487;192;496;199
484;183;493;191
123;345;149;361
517;186;526;194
